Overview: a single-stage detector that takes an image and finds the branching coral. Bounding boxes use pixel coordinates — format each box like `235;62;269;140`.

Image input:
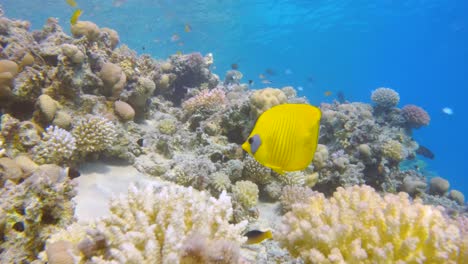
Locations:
371;87;400;108
277;185;467;264
182;87;226;116
232;180;259;209
41;184;247;264
31;125;76;165
402;104;430;128
72;115;116;155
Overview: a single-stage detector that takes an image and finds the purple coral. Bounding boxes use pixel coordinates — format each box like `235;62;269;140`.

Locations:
402;104;430;128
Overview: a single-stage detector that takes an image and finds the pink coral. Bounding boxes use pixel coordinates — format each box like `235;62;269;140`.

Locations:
182;88;226;115
402;104;430;128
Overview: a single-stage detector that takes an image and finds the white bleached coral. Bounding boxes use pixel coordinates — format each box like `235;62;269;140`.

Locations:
72;115;117;155
277;185;467;263
31;126;76;165
41;184;247;264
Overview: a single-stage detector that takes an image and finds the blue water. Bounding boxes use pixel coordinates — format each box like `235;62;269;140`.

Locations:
2;0;468;195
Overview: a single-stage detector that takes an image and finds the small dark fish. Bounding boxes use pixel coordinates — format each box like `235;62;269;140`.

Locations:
265;68;276;76
307;76;314;83
231;63;239;70
12;222;25;232
416;145;435;159
142;46;146;50
67;167;81;179
244;229;272;244
137;138;144;147
248;80;254;85
336;91;346;104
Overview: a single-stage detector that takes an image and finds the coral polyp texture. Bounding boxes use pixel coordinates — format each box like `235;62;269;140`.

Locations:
31;126;76;165
371;87;400;108
40;184;247;264
277;185;467;264
402;104;430;128
182;87;226;116
72;115;117;155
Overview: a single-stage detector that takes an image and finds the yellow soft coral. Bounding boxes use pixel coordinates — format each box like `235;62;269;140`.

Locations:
277;185;466;264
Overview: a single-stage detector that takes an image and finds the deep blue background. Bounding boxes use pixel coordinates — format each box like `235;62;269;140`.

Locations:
2;0;467;196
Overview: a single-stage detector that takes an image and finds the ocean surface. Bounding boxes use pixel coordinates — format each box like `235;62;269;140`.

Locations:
2;0;467;195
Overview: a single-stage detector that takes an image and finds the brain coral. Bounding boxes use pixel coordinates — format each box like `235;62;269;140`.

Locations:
32;126;76;165
72;115;116;155
371;87;400;108
402;104;430;128
249;88;287;118
41;184;247;264
277;185;466;264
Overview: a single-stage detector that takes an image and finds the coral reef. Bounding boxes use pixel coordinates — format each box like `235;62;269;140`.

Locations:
277;185;467;263
0;164;76;263
0;7;465;264
40;184;247;263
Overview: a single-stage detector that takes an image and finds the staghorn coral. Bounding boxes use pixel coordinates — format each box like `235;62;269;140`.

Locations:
0;164;76;263
40;184;247;264
277;185;467;264
72;115;117;155
402;104;430;128
31;126;76;165
371;87;400;108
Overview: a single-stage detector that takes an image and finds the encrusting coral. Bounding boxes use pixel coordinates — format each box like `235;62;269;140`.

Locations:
39;184;247;264
277;185;467;264
0;164;76;263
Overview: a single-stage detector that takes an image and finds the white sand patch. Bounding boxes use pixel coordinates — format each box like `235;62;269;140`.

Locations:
73;161;167;222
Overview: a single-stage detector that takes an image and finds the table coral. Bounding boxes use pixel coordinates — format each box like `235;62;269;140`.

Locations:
277;185;467;264
41;184;247;264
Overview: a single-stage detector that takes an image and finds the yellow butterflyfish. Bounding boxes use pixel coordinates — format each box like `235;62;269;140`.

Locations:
242;104;321;174
66;0;78;7
70;9;83;25
184;24;192;32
